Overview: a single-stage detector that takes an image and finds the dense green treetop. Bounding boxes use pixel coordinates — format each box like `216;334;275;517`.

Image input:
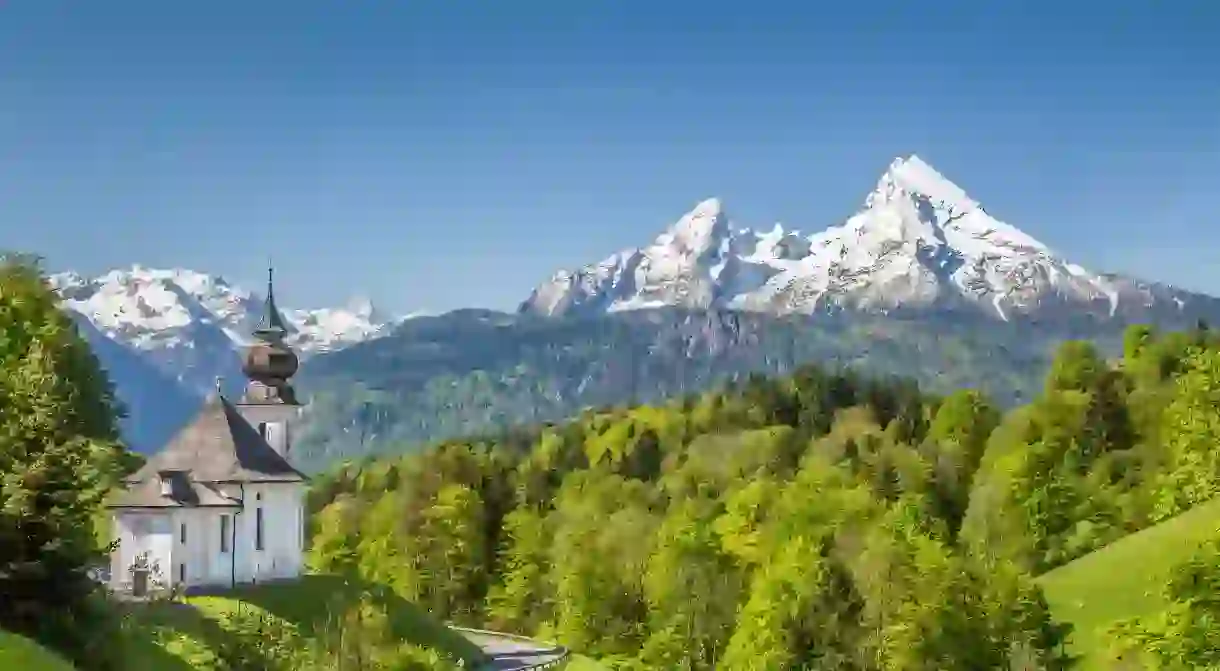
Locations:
0;254;132;669
304;321;1220;669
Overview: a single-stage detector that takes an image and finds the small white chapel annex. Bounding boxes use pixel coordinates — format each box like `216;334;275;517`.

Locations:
107;269;308;595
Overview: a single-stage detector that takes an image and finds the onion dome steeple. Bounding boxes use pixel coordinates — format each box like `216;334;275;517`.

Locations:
253;267;291;343
241;266;299;405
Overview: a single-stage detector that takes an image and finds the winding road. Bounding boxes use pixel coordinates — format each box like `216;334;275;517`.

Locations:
458;629;570;668
454;627;569;670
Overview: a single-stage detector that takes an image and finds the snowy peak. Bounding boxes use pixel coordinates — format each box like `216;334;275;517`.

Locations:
344;295;379;319
867;155;978;214
47;265;410;452
67;273;256;347
659;197;730;256
859;155;1050;255
51;266;404;394
521;155;1215;323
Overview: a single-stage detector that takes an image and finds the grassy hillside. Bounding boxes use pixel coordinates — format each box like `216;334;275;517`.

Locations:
1039;496;1220;668
563;656;607;670
0;631;77;671
117;574;485;670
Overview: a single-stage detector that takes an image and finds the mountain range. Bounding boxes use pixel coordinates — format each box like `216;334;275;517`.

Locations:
48;266;402;451
522;155;1218;323
52;156;1220;468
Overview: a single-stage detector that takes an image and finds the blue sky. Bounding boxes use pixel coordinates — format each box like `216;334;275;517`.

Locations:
2;1;1217;313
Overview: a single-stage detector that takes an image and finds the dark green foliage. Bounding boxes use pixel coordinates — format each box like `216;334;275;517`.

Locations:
0;254;132;669
921;389;1000;537
304;319;1220;669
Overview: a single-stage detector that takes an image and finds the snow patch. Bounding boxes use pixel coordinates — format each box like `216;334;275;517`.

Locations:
519;154;1204;322
49;266;412;394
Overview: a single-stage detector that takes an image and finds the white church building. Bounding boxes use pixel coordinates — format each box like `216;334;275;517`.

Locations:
107;270;309;595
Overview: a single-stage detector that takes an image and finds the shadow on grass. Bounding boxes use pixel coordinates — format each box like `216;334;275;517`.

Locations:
116;600;238;671
193;574;487;667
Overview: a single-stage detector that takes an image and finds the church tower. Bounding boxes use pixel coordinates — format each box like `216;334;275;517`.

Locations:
235;267;302;462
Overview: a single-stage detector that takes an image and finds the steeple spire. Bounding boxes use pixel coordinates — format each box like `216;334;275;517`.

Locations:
253;265;290;342
241;263;300;406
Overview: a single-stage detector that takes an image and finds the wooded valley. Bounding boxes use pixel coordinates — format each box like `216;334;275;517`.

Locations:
308;320;1220;669
4;254;1220;669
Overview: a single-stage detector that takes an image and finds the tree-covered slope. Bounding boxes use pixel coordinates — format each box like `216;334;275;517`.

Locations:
305;355;1075;668
304;322;1220;669
1039;497;1220;669
291;306;1148;472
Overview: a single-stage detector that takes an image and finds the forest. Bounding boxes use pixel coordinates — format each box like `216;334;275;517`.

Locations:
308;321;1220;669
3;252;1220;669
290;306;1061;471
0;256;487;670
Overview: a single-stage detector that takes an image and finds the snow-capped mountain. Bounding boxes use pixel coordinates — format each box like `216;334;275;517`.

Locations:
52;266;392;352
49;266;403;451
521;155;1219;323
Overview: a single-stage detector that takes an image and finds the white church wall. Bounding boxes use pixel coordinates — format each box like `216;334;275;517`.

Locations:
215;483;255;584
174;507;241;589
243;482;307;582
111;513;174;592
212;481;306;584
109;484;304;594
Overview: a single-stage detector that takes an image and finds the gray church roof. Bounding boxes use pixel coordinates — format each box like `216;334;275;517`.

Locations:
116;394;306;496
108;476;242;510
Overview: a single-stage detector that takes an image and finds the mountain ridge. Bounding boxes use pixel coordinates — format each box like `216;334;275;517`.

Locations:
521;155;1220;324
51;155;1220;465
48;266;406;451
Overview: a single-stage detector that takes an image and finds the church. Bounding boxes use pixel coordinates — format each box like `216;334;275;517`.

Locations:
107;270;308;595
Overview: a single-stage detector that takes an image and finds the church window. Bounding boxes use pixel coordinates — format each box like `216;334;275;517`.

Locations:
220;515;230;553
180;522;187;545
258;422;269;440
255;507;265;551
179;563;186;583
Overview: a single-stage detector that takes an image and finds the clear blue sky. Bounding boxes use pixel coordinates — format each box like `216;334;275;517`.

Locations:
2;1;1217;313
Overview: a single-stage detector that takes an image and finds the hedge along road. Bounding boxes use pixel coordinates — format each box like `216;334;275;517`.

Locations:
453;626;570;670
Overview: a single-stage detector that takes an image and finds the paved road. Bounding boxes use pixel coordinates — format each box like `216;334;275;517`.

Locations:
457;629;569;670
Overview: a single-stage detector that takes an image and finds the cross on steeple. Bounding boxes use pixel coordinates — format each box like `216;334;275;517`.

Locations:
253;264;290;342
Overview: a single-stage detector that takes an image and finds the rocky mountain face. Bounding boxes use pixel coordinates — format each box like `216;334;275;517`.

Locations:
58;156;1220;467
288;307;1057;472
521;155;1220;325
50;266;400;451
288;155;1220;468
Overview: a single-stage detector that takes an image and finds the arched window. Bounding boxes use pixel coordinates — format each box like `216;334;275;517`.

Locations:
258;422;268;440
